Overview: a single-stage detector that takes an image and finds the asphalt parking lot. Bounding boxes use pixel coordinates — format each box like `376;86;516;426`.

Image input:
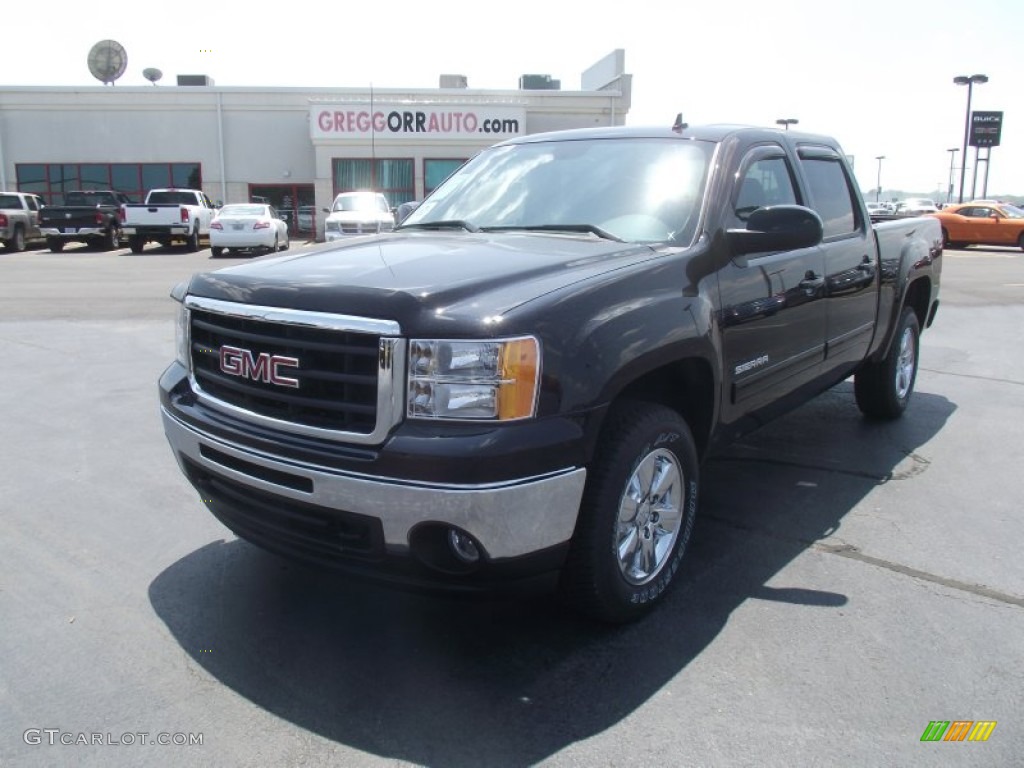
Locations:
1;241;1022;767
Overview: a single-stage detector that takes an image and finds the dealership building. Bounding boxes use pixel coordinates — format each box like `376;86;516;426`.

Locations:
0;51;631;239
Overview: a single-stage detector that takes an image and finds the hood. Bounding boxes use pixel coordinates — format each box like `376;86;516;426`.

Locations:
187;230;659;333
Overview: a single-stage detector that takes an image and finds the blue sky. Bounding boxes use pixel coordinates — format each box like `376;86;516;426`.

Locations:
4;0;1020;197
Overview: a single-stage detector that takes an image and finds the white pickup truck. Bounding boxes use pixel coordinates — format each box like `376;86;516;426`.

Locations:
121;188;217;253
0;191;45;251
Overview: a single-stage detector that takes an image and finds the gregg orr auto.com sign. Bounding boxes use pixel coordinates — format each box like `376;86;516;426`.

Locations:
311;104;525;141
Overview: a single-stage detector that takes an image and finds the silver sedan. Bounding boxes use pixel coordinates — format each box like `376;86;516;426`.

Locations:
209;204;290;257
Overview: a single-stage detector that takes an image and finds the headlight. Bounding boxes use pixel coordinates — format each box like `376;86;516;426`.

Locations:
175;302;191;370
407;336;540;420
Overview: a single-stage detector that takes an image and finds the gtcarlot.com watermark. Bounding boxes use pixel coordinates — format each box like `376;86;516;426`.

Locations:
24;729;203;747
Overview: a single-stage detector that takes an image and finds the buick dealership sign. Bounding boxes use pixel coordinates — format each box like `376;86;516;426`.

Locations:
970;111;1003;147
311;103;525;141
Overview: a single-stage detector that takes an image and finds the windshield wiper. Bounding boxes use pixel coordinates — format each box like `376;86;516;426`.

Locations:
480;224;625;242
396;219;480;232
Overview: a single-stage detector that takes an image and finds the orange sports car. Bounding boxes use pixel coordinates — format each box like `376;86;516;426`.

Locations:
929;201;1024;250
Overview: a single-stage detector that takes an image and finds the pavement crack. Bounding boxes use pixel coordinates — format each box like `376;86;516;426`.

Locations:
814;542;1024;608
703;515;1024;609
919;366;1024;387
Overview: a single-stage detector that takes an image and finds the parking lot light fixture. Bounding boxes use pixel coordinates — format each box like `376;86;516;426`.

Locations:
946;148;959;204
875;156;885;202
954;74;988;203
775;118;799;131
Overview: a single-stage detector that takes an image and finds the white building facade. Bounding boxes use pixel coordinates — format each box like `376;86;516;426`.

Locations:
0;53;631;240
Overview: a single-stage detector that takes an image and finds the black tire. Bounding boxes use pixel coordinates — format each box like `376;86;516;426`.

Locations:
268;235;278;255
102;226;119;251
941;228;968;250
129;236;145;254
47;237;65;253
185;224;200;253
1019;233;1024;253
279;234;289;251
855;306;920;420
211;246;223;258
560;400;699;623
4;225;26;252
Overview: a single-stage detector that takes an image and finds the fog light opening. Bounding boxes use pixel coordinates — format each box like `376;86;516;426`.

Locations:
448;529;481;564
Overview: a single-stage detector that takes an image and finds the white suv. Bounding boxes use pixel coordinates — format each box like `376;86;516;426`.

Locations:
323;191;394;241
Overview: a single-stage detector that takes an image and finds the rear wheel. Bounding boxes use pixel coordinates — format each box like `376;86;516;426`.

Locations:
855;306;920;419
1018;233;1024;252
560;401;698;623
4;225;26;252
211;246;223;258
185;224;200;252
129;236;145;254
47;237;65;253
102;226;119;251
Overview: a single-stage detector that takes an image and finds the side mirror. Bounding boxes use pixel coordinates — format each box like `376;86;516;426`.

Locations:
726;205;823;256
321;207;330;214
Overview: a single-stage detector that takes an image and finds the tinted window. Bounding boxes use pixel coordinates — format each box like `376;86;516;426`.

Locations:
800;157;859;238
731;154;799;225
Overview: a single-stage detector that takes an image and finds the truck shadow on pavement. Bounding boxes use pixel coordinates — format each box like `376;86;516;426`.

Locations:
148;383;955;766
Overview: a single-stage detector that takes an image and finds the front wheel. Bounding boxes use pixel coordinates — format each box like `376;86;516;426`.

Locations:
855;306;920;419
1018;233;1024;252
941;229;965;250
560;401;699;623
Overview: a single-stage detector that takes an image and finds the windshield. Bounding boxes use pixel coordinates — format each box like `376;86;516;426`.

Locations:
403;137;714;244
332;193;389;213
64;191;117;206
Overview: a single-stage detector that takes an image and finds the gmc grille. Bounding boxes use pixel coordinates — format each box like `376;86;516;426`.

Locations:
189;306;383;435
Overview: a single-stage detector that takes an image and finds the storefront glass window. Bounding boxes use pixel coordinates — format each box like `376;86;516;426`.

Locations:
424;159;466;196
333;159;414;205
80;164;110;189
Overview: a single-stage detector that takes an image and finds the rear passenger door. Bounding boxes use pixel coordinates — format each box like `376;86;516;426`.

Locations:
797;146;879;377
718;144;826;419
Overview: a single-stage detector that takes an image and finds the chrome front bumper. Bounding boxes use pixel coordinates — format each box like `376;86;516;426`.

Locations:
161;407;586;560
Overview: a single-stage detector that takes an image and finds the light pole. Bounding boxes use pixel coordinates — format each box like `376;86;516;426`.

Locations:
946;148;959;204
775;118;798;131
953;73;988;203
875;155;885;202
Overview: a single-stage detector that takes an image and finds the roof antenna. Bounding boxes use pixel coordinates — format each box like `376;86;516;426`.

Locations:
370;82;376;189
672;113;687;133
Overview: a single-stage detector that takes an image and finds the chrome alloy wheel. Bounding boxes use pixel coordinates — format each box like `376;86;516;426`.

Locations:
616;448;684;585
895;326;917;401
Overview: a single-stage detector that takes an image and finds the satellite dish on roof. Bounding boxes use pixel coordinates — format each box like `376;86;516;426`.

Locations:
142;67;163;85
87;40;128;85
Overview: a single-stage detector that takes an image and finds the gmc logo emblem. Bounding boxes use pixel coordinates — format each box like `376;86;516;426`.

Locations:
219;345;300;388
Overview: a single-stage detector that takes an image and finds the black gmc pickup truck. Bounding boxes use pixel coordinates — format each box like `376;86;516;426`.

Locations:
38;190;132;251
160;125;942;622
